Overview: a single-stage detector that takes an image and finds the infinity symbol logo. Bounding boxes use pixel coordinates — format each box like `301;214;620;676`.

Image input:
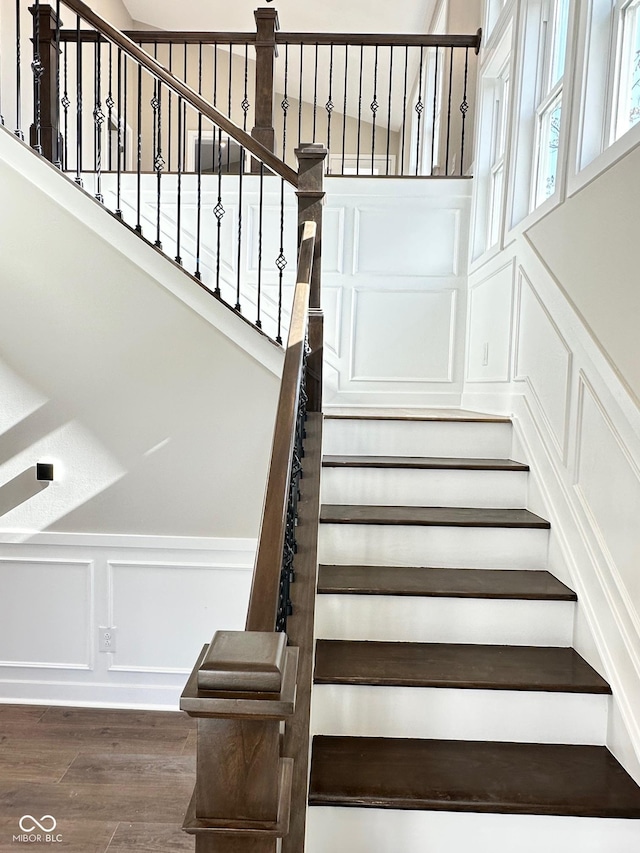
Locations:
19;815;57;833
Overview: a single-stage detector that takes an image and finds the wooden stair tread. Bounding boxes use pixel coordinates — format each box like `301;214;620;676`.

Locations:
314;641;610;693
317;566;576;600
309;736;640;817
322;455;529;471
320;505;550;529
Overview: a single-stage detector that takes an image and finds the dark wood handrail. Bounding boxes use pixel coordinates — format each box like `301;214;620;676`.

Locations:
57;0;299;186
67;29;483;52
245;220;316;633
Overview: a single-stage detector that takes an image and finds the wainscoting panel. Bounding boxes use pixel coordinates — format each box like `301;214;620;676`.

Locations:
466;260;515;383
514;269;572;461
108;560;252;673
0;534;255;708
0;558;92;669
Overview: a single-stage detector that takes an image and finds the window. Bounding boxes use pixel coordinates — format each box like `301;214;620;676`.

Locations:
488;63;510;248
531;0;570;209
614;0;640;139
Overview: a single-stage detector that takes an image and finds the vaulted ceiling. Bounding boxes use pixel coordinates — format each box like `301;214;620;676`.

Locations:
121;0;440;35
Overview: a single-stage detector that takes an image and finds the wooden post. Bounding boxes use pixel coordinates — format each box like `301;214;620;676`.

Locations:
181;631;298;853
29;4;62;164
251;7;278;166
296;143;327;412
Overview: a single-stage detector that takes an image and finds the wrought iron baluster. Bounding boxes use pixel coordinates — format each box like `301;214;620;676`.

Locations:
242;43;249;132
32;0;43;153
154;79;164;249
175;94;183;264
281;42;289;163
312;42;318;141
150;43;158;173
75;15;82;185
371;45;379;174
214;125;224;296
115;48;122;217
341;44;348;174
236;146;244;310
400;46;408;176
122;50;127;173
106;42;113;171
275;178;286;344
460;47;470;176
167;43;172;171
445;46;454;175
325;44;334;172
386;46;393;175
135;61;142;233
256;162;264;329
62;41;69;168
94;34;105;202
415;46;424;176
15;0;24;139
227;43;233;169
356;44;363;175
431;46;439;176
297;44;303;149
54;0;61;167
195;42;203;280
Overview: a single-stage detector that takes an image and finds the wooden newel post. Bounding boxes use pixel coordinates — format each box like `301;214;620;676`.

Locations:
296;143;327;413
251;7;278;169
181;631;298;853
29;4;62;164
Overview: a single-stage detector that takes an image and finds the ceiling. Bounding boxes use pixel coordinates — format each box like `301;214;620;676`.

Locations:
121;0;440;35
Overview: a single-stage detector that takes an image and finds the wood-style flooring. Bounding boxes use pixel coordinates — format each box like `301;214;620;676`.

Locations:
0;704;195;852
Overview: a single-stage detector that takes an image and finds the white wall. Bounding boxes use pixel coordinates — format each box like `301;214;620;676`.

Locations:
0;125;282;708
322;176;472;408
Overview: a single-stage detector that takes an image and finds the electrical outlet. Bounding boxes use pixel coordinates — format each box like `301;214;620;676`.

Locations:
99;626;117;653
482;342;489;366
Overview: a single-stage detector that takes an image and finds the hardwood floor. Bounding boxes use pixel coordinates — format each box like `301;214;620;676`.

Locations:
0;704;195;852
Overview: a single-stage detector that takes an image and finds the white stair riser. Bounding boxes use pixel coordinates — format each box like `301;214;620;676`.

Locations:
319;524;549;569
311;684;608;745
323;420;513;459
321;467;528;508
315;595;574;646
306;807;640;853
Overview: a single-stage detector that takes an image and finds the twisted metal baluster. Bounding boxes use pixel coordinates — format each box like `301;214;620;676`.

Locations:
54;0;61;167
154;80;164;248
106;42;113;171
214;125;224;297
15;0;24;139
325;44;334;172
94;34;105;202
281;42;289;163
275;178;287;345
459;47;470;175
75;15;82;185
32;0;44;153
371;45;379;173
415;46;424;176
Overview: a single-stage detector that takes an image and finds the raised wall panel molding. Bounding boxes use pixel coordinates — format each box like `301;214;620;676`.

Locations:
107;559;252;675
0;557;93;670
573;372;640;641
466;258;516;383
323;285;344;358
352;206;463;277
348;288;457;384
514;267;573;463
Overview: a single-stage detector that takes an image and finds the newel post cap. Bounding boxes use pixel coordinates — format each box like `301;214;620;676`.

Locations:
197;630;287;692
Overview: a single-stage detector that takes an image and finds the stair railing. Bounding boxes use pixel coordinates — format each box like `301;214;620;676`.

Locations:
4;0;304;342
180;211;325;853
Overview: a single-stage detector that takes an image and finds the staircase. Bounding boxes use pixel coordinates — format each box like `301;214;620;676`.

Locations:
306;410;640;853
